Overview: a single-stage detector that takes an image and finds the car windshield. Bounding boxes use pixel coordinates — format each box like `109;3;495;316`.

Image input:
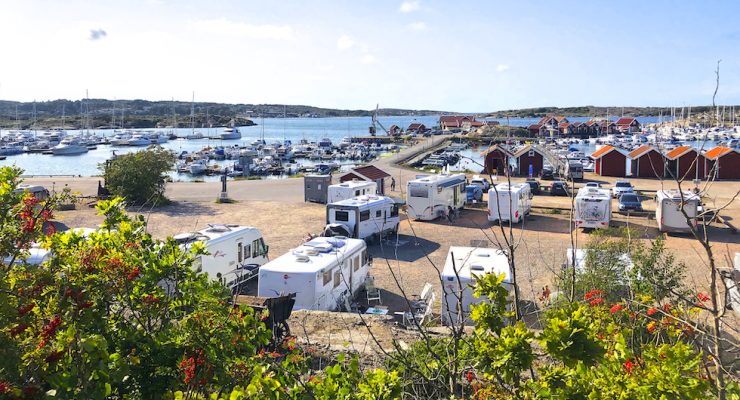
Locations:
621;194;639;202
616;182;631;188
466;187;475;193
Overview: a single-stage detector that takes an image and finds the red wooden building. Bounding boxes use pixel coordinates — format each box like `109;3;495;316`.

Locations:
339;165;392;194
665;146;707;180
628;145;665;178
591;145;628;177
615;117;642;133
480;145;513;175
704;147;740;180
407;123;427;132
513;145;546;176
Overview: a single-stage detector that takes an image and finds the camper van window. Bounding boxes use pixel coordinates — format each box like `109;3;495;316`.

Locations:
323;270;332;286
354;256;360;271
409;186;428;198
355;190;360;196
335;211;349;222
376;210;381;218
391;204;399;217
334;270;341;288
245;244;251;259
259;238;268;256
362;250;367;264
360;211;370;222
237;243;243;263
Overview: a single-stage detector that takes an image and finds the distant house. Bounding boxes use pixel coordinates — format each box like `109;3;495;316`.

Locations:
389;125;401;135
704;147;740;180
664;146;707;180
339;165;392;194
513;145;546;176
484;120;501;127
407;123;427;132
601;121;617;135
439;115;475;130
480;145;514;175
558;122;572;135
527;124;544;136
585;121;601;135
615;118;641;134
591;145;629;177
628;145;665;178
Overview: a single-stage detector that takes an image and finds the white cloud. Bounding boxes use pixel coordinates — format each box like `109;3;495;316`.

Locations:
398;1;420;12
337;35;354;51
409;22;426;30
361;55;377;64
193;18;293;40
497;64;510;72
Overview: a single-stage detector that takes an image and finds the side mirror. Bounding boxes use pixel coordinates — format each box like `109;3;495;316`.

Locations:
264;245;269;254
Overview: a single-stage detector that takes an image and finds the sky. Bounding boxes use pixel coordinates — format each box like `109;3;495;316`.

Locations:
1;0;739;112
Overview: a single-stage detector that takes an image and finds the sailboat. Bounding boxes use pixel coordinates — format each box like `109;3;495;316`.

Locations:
186;92;204;140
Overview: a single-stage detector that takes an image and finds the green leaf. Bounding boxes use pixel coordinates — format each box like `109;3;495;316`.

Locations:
337;353;345;363
174;391;184;400
332;364;342;375
246;384;257;396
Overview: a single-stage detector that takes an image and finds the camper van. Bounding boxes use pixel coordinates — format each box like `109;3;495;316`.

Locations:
258;237;371;312
13;184;50;201
565;248;634;284
655;190;700;233
327;180;377;203
441;246;513;326
173;224;269;290
566;161;584;181
575;188;612;229
325;195;400;244
487;183;532;223
406;173;466;221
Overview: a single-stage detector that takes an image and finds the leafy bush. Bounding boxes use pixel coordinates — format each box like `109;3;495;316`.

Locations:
99;145;175;206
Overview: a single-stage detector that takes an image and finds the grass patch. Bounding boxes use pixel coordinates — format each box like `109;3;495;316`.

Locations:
233;176;262;181
193;179;205;183
216;198;238;204
288;173;305;178
543;208;563;214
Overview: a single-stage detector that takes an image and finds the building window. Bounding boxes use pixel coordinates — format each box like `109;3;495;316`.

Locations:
237;242;242;263
323;269;332;286
333;270;341;288
529;150;535;157
360;211;370;222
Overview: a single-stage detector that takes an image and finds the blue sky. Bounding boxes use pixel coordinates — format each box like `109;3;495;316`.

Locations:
1;0;738;112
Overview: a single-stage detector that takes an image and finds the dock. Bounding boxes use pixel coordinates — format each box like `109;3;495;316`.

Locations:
350;136;392;144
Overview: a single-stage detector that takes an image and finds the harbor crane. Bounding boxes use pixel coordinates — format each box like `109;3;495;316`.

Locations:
369;104;392;136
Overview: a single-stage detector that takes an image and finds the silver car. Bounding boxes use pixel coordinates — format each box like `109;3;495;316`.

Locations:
612;180;634;198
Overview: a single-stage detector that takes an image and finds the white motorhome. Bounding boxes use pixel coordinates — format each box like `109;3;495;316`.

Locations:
565;248;634;283
327;180;377;203
325;195;400;244
655;190;700;233
566;161;584;181
173;224;269;290
406;173;466;220
487;183;531;223
575;188;612;229
441;246;513;326
257;237;371;312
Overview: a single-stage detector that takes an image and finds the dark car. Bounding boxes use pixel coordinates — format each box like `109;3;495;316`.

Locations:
525;179;541;195
540;167;554;180
618;193;643;211
550;181;569;196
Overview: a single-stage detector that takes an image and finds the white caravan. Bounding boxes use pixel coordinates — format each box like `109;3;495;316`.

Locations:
406;173;466;220
575;188;612;229
487;183;532;223
327;180;377;203
258;237;371;312
325;195;400;244
173;224;269;290
441;246;513;326
655;190;700;233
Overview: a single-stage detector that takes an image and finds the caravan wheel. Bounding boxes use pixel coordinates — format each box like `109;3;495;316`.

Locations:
272;321;290;346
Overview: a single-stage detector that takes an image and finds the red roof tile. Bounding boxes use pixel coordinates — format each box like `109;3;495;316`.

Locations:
471;121;484;127
627;145;654;158
407;123;426;130
665;146;695;160
704;146;736;159
351;165;391;180
585;121;600;126
559;123;571;128
591;145;615;159
615;117;638;126
527;124;542;129
572;122;583;127
480;145;513;157
513;145;546;158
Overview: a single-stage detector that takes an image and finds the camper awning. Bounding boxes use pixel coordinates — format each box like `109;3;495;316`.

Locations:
438;178;465;188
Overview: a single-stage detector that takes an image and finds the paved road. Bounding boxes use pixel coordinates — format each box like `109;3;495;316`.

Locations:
22;134;452;202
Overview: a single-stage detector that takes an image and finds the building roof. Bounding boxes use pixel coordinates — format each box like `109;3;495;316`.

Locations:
627;145;657;159
665;146;696;160
704;146;738;160
485;120;501;126
572;122;583;127
407;123;426;130
513;145;546;158
559;122;571;128
389;125;400;131
439;115;474;126
585;121;600;127
555;117;566;122
527;124;542;130
591;145;620;159
471;121;484;127
538;116;555;125
480;144;513;157
345;165;391;181
615;117;639;126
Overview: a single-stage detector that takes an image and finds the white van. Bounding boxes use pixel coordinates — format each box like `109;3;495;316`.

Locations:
487;183;531;223
174;224;269;290
441;246;513;326
325;195;400;244
575;188;612;229
566;161;584;181
327;180;377;203
655;190;700;233
406;173;467;220
258;237;371;312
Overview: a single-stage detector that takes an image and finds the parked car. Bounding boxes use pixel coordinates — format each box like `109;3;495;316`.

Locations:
584;182;602;189
470;176;491;191
612;180;634;198
550;181;569;196
540;167;555;180
423;131;432;137
465;185;483;203
408;132;417;138
618;193;643;212
525;179;541;195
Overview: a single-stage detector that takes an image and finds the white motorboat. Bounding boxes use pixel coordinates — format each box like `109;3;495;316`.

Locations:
186;131;204;140
319;138;333;148
339;137;352;148
148;132;169;144
52;138;89;155
241;147;259;157
127;134;152;146
189;160;207;175
217;127;242;140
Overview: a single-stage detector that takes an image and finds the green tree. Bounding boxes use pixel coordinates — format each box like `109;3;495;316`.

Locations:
99;145;175;206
